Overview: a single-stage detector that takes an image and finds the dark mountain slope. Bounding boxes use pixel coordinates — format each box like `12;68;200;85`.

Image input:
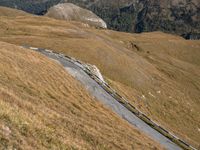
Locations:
0;0;60;14
63;0;200;38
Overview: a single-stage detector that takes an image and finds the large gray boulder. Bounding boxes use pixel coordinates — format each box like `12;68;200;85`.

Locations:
45;3;107;29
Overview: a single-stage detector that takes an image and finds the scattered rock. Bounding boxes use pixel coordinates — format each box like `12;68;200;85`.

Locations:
141;95;146;100
148;92;156;98
1;125;11;137
157;91;161;94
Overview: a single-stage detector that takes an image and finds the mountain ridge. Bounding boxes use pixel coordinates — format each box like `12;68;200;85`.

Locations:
64;0;200;38
0;0;199;38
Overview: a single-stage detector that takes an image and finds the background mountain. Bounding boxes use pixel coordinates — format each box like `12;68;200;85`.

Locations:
63;0;200;39
0;0;60;14
0;0;199;38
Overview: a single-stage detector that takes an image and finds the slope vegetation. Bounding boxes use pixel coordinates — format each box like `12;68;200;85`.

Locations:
0;7;199;148
0;41;162;149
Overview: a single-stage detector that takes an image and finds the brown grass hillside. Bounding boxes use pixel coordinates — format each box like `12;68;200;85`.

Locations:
0;6;199;148
0;41;163;149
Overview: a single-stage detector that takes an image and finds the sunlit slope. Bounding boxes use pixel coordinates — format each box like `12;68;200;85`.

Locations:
0;6;29;17
0;7;199;147
0;41;163;149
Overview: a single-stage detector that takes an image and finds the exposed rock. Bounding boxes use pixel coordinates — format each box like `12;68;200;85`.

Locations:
85;64;105;83
45;3;107;28
1;125;11;137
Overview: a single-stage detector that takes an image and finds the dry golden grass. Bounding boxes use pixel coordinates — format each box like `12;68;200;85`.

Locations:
0;6;199;148
0;41;163;149
0;6;29;17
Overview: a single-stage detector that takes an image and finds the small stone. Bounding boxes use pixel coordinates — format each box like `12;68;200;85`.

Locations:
148;92;156;98
157;91;161;94
141;95;146;99
2;125;11;137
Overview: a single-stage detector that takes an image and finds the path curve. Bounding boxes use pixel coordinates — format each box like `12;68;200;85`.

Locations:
23;46;197;150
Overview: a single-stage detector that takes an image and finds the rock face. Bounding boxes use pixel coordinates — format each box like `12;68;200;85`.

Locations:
45;3;107;28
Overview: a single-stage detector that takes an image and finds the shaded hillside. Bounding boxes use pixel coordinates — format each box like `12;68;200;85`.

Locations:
0;0;60;14
0;7;200;148
63;0;200;38
0;40;163;149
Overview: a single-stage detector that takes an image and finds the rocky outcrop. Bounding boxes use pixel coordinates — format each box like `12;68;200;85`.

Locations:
45;3;107;28
84;64;105;83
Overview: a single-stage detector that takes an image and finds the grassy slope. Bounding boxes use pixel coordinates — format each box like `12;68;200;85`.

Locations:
0;6;199;148
0;41;163;149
